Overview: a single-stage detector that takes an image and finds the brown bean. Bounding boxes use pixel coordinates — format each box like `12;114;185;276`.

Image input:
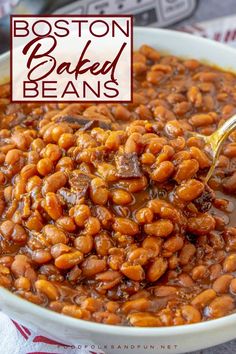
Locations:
190;113;215;127
128;247;149;266
191;289;217;309
179;244;196;265
81;257;106;277
151;161;175;182
206;295;234;318
190;147;211;169
192;265;208;280
136;208;154;224
187;214;216;235
120;262;145;281
43;225;67;245
113;217;139;236
35;279;59;300
42;171;67;194
213;274;233;294
177;179;204;201
154;285;177;297
73;204;91;227
111;189;132;205
55;251;83;270
142;236;162;257
128;312;162;327
223;254;236;272
163;235;184;253
42;193;62;220
174;159;199;183
181;305;201;323
230;278;236;294
146;257;167;282
144;220;173;238
122;298;150;314
37;158;54;176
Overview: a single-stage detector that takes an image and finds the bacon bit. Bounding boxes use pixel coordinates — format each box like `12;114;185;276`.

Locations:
115;153;142;178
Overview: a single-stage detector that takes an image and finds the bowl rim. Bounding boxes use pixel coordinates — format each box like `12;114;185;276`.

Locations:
1;286;236;337
1;26;236;337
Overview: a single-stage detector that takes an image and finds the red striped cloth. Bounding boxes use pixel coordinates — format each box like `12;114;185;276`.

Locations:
0;312;104;354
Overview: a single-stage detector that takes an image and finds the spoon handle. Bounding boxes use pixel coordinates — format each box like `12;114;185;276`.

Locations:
210;113;236;147
204;114;236;183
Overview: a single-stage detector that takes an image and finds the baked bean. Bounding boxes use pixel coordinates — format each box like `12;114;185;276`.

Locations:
62;305;87;319
97;163;118;182
223;254;236;272
120;262;145;281
190;146;211;169
25;213;43;231
144;220;173;238
163;235;184;253
43;225;67;245
32;249;52;264
111;189;132;205
5;149;23;165
230;278;236;294
128;312;162;327
179;244;196;265
174;159;199;183
15;277;31;291
187;214;216;235
142;236;162;257
118;176;147;193
181;305;201;323
90;177;109;205
42;193;62;220
135;208;154;224
43;144;62;162
192;265;208;280
26;176;42;192
140;44;160;61
177;179;204;201
124;133;142;154
151;161;175;182
113;217;139;236
37;158;54;176
42;171;67;194
128;248;149;266
84;216;101;235
56;156;74;171
35;279;59;300
73;204;91;227
81;297;103;312
187;86;202;107
50;243;71;259
165;120;183;137
178;273;194;287
190;113;215;127
147;199;180;222
213;274;233;294
55;251;83;270
153;286;177;298
206;295;234;318
146;257;167;282
81;257;106;277
191;289;217;309
122;298;150;314
56;216;76;232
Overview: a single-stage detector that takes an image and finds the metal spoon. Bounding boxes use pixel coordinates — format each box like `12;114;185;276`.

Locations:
190;114;236;183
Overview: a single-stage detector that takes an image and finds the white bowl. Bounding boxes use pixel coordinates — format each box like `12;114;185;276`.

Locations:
1;27;236;354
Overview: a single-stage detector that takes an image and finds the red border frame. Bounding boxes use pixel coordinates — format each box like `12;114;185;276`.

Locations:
10;14;133;103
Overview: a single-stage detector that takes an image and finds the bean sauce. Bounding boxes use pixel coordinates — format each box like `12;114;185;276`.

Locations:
0;44;236;327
